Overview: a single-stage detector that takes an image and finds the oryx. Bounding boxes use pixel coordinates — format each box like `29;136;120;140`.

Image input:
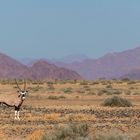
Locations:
0;79;28;120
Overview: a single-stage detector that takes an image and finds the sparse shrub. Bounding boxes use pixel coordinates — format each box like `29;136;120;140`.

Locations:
0;80;9;85
102;96;132;107
87;91;96;95
127;81;136;85
97;91;104;96
106;84;113;89
68;80;77;84
84;88;91;92
47;85;55;91
133;92;140;95
125;90;131;95
129;87;135;90
63;87;73;94
32;81;39;85
122;78;130;81
83;85;90;89
75;95;79;99
76;89;85;94
59;80;66;84
101;81;108;85
47;95;66;100
42;123;92;140
29;86;44;92
47;81;54;85
99;88;122;95
80;81;89;85
59;95;66;99
90;81;99;85
112;89;122;95
47;95;59;100
96;130;130;140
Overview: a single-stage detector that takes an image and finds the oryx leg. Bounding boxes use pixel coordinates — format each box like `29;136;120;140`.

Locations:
15;106;20;120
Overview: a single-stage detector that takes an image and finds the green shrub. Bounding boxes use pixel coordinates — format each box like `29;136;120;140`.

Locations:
102;96;132;107
47;95;59;100
63;87;73;94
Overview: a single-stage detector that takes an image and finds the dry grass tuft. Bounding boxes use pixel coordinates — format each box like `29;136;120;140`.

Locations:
27;130;45;140
68;113;96;122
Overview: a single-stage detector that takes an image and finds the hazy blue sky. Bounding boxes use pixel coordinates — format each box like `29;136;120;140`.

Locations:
0;0;140;60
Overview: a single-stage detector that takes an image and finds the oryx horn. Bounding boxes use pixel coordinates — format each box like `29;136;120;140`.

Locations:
15;79;22;92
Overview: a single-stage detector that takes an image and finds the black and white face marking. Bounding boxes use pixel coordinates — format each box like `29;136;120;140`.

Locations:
19;91;28;100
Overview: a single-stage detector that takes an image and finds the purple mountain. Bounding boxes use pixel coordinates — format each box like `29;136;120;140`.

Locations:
0;53;82;80
55;47;140;79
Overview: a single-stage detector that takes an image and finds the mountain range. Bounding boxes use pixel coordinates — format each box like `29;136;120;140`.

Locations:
0;53;82;80
55;47;140;80
1;47;140;80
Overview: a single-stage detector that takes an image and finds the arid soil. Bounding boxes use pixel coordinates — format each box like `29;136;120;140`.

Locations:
0;80;140;139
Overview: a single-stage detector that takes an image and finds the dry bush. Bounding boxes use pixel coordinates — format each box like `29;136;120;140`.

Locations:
89;81;99;85
127;81;137;85
76;88;85;94
87;91;96;95
62;87;73;94
133;92;140;95
106;84;113;89
124;90;131;95
80;81;89;85
96;130;130;140
42;122;92;140
29;86;44;92
122;78;130;82
47;85;55;91
102;96;132;107
47;95;60;100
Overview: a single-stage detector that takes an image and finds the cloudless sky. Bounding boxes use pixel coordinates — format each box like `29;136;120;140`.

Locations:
0;0;140;60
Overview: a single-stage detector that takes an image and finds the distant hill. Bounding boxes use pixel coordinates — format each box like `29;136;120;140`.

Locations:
0;53;82;80
55;47;140;79
0;53;29;79
121;69;140;80
29;60;82;80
